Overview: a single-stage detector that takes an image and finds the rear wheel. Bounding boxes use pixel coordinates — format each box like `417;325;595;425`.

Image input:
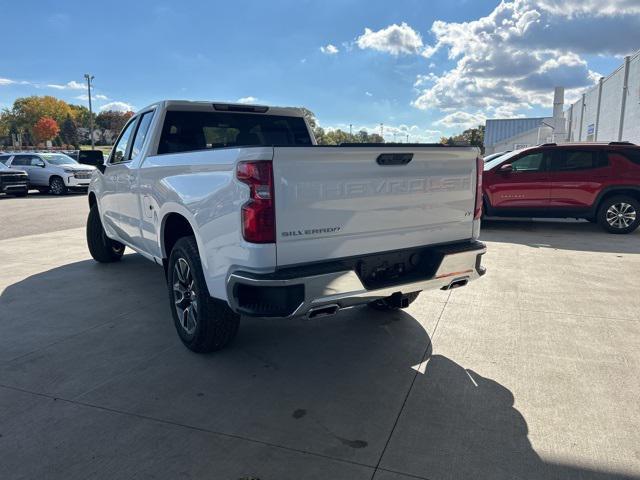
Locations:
368;291;420;311
167;236;240;353
86;204;125;262
49;176;67;195
597;195;640;234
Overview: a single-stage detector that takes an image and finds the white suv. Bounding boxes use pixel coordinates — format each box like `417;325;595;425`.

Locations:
3;152;95;194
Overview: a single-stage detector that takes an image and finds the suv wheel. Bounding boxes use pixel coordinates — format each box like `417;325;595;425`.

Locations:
86;204;125;262
167;236;240;353
49;176;67;195
597;195;640;234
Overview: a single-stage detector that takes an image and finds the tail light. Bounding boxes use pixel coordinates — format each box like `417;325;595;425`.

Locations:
236;161;275;243
474;156;483;219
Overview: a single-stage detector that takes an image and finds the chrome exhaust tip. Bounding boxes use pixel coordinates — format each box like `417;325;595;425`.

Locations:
307;304;340;319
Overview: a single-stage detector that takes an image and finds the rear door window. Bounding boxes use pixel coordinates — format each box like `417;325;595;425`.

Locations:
11;155;31;166
158;111;312;154
551;150;606;171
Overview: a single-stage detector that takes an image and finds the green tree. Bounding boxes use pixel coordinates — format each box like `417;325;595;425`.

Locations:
96;110;133;137
60;115;79;147
440;125;485;152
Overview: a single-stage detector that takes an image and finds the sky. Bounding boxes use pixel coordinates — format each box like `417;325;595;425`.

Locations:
1;0;639;141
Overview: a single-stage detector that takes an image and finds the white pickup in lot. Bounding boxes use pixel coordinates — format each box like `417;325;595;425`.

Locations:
86;101;486;352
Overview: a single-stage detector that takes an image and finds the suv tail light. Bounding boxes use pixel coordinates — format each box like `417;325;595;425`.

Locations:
237;161;275;243
474;156;483;219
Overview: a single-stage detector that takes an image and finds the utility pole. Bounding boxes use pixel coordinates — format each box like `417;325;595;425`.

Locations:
380;123;384;138
349;124;352;136
406;134;409;143
84;74;95;149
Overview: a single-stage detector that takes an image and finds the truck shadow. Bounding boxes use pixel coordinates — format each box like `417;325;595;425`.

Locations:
0;255;637;479
481;218;640;254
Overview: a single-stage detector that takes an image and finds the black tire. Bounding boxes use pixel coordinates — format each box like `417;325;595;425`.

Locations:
49;176;67;195
86;204;125;262
167;236;240;353
597;195;640;234
368;291;420;311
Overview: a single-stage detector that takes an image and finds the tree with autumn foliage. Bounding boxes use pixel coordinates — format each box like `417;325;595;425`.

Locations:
32;117;60;144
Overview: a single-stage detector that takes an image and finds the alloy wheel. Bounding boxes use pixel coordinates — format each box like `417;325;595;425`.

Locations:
606;202;637;229
173;257;198;335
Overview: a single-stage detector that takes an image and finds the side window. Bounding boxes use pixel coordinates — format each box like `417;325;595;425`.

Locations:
110;119;137;164
30;156;45;167
619;149;640;165
510;152;545;172
130;111;154;159
551;150;599;171
0;155;10;164
12;155;29;166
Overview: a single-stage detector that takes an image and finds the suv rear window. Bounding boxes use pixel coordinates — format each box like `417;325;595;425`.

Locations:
551;150;608;171
158;111;312;155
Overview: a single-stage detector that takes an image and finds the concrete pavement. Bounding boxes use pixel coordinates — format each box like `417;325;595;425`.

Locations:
0;195;639;479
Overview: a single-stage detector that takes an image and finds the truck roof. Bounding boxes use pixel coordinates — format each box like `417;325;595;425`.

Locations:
139;100;305;118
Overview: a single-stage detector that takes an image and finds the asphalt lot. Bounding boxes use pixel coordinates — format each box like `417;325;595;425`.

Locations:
1;193;639;480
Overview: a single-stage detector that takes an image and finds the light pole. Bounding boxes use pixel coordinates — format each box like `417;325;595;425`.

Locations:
84;74;95;149
349;123;352;136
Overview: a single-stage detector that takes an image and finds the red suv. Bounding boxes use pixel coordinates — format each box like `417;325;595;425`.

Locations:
483;142;640;234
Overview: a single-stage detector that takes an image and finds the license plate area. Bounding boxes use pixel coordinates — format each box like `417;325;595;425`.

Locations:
356;247;442;289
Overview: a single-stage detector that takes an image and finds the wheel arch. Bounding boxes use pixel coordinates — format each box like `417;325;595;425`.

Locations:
160;211;198;260
594;186;640;212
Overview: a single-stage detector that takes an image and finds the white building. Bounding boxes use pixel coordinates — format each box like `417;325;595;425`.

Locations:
484;88;567;155
567;50;640;143
484;49;640;154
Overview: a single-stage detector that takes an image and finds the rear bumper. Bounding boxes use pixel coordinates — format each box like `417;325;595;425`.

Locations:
227;240;486;318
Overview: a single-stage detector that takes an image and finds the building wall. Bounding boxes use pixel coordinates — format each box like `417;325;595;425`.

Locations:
567;51;640;144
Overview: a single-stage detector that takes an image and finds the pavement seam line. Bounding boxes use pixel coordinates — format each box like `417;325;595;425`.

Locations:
369;299;449;480
0;383;377;474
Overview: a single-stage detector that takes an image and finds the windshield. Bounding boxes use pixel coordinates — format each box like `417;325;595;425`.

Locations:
484;149;524;171
483;151;509;162
41;154;78;165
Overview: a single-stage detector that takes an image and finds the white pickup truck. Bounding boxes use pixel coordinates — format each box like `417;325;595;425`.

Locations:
86;101;486;352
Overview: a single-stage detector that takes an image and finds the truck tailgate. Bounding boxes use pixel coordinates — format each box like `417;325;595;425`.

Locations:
273;146;478;266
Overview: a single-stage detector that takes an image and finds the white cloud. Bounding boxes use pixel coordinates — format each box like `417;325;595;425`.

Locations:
236;96;258;104
0;78;16;86
99;101;134;112
408;0;640;126
47;80;85;90
433;111;488;129
365;91;373;97
356;22;424;55
75;93;108;101
320;44;339;55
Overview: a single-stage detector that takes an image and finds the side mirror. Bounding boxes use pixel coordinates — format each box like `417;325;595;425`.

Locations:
499;163;513;173
37;162;46;168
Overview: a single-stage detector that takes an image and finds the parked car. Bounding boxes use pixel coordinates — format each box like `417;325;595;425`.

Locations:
483;142;640;234
483;150;511;162
3;152;95;195
0;161;29;196
86;100;486;353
